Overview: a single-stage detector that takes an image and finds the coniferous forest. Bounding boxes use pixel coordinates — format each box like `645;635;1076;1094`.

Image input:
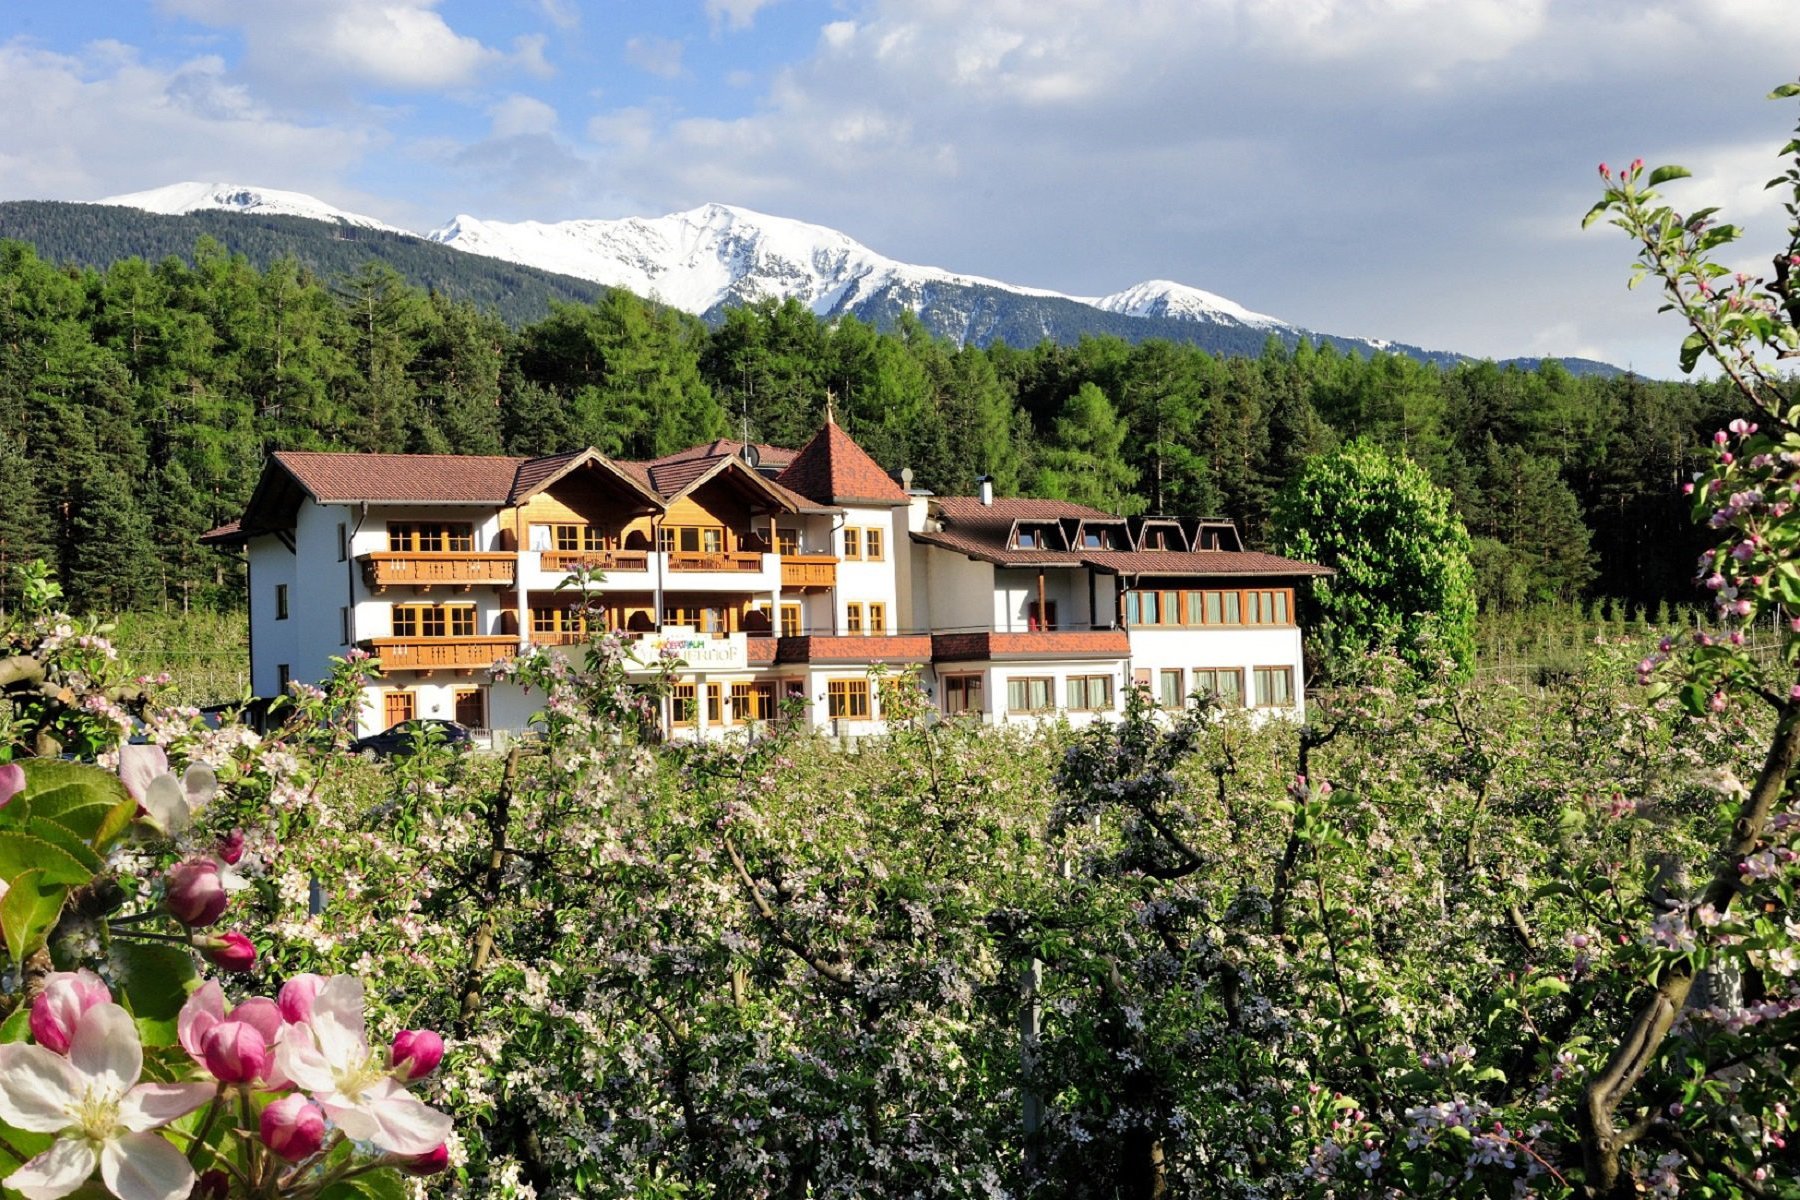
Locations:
0;234;1739;615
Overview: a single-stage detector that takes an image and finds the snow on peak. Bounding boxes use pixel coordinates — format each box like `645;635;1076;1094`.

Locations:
95;182;409;234
1089;280;1286;329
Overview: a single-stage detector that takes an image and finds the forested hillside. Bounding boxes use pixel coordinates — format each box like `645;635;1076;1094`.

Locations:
0;236;1734;615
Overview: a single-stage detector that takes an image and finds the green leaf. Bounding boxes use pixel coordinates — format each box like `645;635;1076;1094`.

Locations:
1647;165;1691;187
1679;332;1707;374
1769;82;1800;99
23;818;105;875
0;831;91;887
1581;199;1613;229
25;762;132;842
93;797;140;851
0;870;68;965
321;1167;410;1200
114;941;197;1047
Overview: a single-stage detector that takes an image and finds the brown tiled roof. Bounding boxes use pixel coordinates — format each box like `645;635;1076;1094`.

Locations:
775;421;909;506
507;451;586;502
775;635;932;664
648;439;797;471
911;527;1084;568
272;451;525;504
199;519;244;546
1081;550;1334;578
934;496;1112;521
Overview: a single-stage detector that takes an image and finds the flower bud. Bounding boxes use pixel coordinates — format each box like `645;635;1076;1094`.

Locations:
402;1144;450;1176
260;1094;327;1162
278;974;327;1023
30;970;112;1054
165;859;229;928
218;829;246;866
0;763;23;809
202;931;257;973
202;1020;269;1084
390;1029;446;1080
195;1171;230;1200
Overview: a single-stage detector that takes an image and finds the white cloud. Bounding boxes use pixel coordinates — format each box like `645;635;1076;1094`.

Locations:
155;0;502;93
0;37;378;203
532;0;581;31
624;35;685;80
489;94;558;138
706;0;785;33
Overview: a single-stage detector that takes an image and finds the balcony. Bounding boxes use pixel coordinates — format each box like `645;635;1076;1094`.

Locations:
538;549;649;575
780;554;837;590
359;553;515;592
668;551;764;572
931;629;1131;663
359;636;518;674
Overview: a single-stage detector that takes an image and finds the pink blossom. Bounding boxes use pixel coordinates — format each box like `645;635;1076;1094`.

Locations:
30;971;112;1055
278;975;327;1024
389;1030;445;1081
164;861;227;929
0;763;23;809
259;1095;326;1162
200;1023;268;1085
402;1145;450;1176
200;933;256;974
216;830;245;866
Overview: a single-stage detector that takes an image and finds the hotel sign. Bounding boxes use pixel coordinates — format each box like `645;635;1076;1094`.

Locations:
626;631;748;673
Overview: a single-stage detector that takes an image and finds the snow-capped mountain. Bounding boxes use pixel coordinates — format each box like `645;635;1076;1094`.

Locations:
78;182;1615;371
95;182;408;235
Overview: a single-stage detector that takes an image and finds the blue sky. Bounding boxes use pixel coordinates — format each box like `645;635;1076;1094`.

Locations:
2;0;1798;376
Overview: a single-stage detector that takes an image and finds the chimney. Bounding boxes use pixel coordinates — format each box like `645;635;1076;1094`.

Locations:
977;475;994;506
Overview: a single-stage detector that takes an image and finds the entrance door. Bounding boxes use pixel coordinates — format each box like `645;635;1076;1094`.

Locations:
384;690;415;726
454;688;487;730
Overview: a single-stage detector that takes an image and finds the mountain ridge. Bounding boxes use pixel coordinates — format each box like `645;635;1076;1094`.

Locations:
23;181;1618;374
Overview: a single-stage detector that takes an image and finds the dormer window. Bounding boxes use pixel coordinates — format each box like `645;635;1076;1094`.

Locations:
1014;524;1054;549
1083;528;1113;549
1017;528;1037;548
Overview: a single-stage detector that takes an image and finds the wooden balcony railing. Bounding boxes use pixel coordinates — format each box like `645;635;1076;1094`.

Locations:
668;551;764;573
527;630;592;646
360;637;518;672
538;549;650;574
780;554;837;589
359;553;515;592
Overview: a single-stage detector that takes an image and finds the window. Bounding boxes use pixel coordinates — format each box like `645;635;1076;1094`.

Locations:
1006;676;1054;713
864;527;884;561
383;690;414;726
1082;527;1113;549
660;527;726;554
532;606;590;639
388;522;474;552
454;688;487;730
337;523;348;562
275;584;289;620
340;606;351;646
1027;600;1058;631
866;602;886;635
731;682;777;723
393;604;476;638
843;527;862;560
1159;669;1184;709
845;602;864;635
827;678;871;720
671;683;698;726
664;605;728;634
780;603;803;638
776;528;799;556
706;683;723;724
276;664;291;692
1067;675;1113;711
943;674;982;715
1193;667;1245;708
547;524;605;553
1253;666;1294;708
1015;526;1038;548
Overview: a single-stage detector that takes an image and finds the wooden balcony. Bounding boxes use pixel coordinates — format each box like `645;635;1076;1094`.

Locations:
539;549;649;574
668;551;763;572
360;636;518;674
359;553;515;592
780;554;837;589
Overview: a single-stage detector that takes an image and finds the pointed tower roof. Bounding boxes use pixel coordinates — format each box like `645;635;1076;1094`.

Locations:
774;419;910;507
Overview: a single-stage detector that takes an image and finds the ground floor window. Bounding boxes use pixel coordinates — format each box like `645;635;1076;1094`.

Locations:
383;689;415;726
1006;676;1054;713
1066;674;1113;711
942;674;983;715
1253;666;1294;708
671;683;697;725
731;681;777;722
1193;667;1246;708
454;687;487;729
1159;669;1184;709
827;678;871;720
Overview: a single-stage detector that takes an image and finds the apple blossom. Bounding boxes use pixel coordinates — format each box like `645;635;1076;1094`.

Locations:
389;1029;445;1081
200;932;256;973
278;974;326;1024
163;859;227;928
402;1145;450;1176
0;1003;212;1200
29;970;111;1056
118;743;217;837
0;762;22;808
259;1094;326;1162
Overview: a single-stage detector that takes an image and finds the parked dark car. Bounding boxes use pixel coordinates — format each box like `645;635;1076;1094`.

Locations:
350;719;475;758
